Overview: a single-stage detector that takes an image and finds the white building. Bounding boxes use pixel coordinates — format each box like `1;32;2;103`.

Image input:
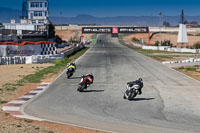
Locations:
3;0;49;33
22;0;49;24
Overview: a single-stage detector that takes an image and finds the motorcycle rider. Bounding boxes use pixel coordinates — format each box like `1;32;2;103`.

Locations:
82;72;94;85
67;62;76;72
127;78;143;95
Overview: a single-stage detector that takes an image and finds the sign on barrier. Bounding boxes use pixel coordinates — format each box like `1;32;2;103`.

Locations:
118;27;149;33
82;27;112;34
0;56;26;65
0;44;57;57
82;27;149;34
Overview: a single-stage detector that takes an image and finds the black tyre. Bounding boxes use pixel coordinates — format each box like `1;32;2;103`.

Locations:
128;91;137;100
123;94;127;99
77;84;85;92
67;72;73;79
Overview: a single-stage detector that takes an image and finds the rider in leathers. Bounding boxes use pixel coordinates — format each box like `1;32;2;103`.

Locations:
82;73;94;85
67;62;76;72
127;78;143;95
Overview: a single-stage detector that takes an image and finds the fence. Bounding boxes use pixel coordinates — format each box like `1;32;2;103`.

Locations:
141;45;200;53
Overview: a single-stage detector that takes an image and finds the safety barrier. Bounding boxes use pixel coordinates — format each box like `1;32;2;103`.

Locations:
162;58;200;64
0;44;85;65
32;54;64;64
141;45;200;53
0;56;26;65
64;44;85;57
0;41;56;57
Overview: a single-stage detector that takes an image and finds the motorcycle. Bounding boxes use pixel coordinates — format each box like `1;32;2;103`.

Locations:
124;84;139;100
77;74;93;92
66;67;74;79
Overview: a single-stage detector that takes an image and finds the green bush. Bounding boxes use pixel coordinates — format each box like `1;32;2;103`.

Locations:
131;37;140;43
186;67;197;72
178;66;184;70
154;40;173;47
193;42;200;49
154;41;160;46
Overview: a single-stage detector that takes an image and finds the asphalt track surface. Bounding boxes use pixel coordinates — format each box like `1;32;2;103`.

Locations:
24;35;200;133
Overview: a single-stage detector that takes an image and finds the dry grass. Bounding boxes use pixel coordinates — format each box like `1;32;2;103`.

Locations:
0;64;53;88
55;30;93;42
120;34;200;62
175;65;200;81
0;48;104;133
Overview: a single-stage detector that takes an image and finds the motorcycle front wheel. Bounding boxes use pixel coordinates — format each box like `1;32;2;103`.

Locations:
128;91;137;100
77;84;85;92
67;71;73;79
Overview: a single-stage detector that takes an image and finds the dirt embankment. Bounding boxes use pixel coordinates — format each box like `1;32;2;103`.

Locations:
124;33;200;47
55;30;93;42
0;64;53;88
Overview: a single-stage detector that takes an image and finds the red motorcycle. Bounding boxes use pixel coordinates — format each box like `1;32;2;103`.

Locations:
77;73;94;92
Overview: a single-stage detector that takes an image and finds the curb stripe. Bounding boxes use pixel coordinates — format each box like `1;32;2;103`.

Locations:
25;93;37;95
5;111;23;115
2;106;20;111
20;95;34;98
34;88;44;90
4;103;22;107
39;84;49;86
16;98;31;101
2;82;51;118
8;100;27;104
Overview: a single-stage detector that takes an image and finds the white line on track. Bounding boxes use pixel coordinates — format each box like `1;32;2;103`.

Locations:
2;107;20;111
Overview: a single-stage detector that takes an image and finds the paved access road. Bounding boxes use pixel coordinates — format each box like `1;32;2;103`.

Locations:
24;35;200;133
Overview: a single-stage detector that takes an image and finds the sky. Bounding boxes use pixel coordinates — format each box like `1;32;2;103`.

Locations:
1;0;200;17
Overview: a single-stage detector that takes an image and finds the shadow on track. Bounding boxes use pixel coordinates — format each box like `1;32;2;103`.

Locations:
69;77;81;79
82;90;104;93
132;98;155;101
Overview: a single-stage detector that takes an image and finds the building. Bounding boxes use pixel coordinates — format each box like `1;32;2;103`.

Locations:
3;0;49;33
22;0;49;24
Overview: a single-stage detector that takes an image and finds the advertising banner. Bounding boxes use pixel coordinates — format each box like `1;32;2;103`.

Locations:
118;27;149;33
82;27;112;34
82;27;149;34
112;27;119;34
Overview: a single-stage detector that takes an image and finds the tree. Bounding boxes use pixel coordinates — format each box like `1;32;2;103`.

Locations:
48;23;55;38
0;23;2;27
55;35;62;44
163;21;170;27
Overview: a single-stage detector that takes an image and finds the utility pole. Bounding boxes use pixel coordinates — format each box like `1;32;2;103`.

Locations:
181;9;184;24
159;12;163;44
60;11;62;31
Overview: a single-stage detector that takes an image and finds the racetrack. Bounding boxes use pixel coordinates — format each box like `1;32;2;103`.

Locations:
24;35;200;133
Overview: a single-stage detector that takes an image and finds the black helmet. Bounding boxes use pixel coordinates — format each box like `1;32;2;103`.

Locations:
138;78;143;82
88;72;93;75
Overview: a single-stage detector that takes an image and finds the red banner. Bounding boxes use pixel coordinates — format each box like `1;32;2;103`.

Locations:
0;41;54;46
